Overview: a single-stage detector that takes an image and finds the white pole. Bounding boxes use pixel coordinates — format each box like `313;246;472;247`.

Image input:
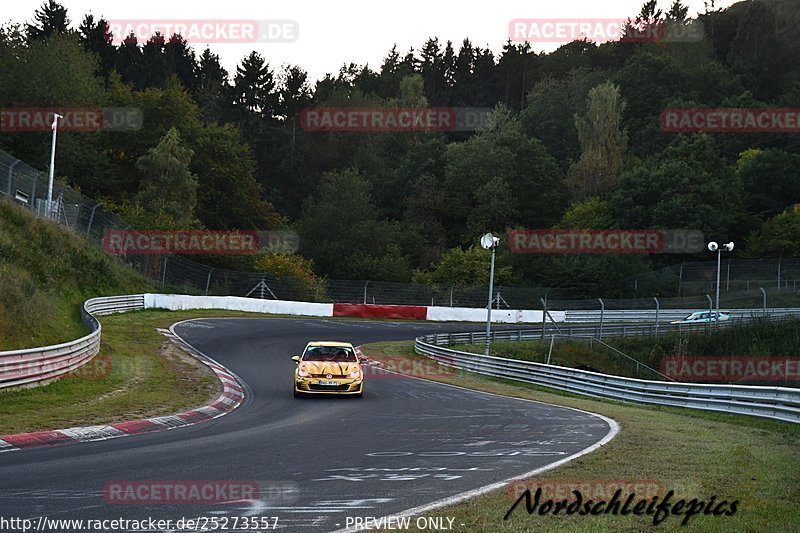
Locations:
47;114;62;219
715;248;721;325
484;245;496;356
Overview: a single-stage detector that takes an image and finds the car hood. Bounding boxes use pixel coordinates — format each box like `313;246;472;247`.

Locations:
300;361;361;376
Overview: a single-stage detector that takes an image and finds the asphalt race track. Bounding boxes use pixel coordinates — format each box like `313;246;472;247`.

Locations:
0;318;615;532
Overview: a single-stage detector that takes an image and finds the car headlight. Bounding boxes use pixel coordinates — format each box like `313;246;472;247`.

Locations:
348;370;360;379
298;364;310;378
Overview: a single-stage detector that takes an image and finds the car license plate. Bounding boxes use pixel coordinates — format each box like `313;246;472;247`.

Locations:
318;380;339;386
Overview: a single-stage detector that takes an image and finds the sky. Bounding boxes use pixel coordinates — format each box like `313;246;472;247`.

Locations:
4;0;739;83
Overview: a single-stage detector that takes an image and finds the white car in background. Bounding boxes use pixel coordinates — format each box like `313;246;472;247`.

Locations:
671;311;731;324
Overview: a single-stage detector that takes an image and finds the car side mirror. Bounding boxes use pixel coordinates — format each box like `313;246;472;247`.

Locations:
291;356;300;363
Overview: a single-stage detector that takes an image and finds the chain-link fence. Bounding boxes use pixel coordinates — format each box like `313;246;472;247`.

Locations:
3;147;800;311
622;258;800;297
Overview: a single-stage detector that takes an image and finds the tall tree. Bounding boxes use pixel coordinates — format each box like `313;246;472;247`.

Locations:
165;34;198;93
141;32;169;88
26;0;70;41
192;124;281;230
115;32;144;88
568;82;628;199
297;169;410;281
233;51;278;117
737;148;800;218
134;128;199;229
194;48;231;124
78;14;115;79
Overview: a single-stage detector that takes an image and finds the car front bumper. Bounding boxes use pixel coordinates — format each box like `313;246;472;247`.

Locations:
294;377;363;394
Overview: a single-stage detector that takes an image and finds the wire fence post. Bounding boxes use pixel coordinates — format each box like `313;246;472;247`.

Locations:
363;281;369;304
160;256;168;292
598;298;605;341
706;294;712;333
726;259;731;292
678;261;684;296
205;267;214;296
760;287;767;315
778;257;782;293
540;298;547;341
85;203;99;237
450;285;454;307
6;159;19;197
653;296;659;339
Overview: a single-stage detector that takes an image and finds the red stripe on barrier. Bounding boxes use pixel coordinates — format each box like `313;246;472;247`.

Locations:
110;420;162;434
333;303;428;320
177;410;212;422
209;401;228;411
0;431;76;448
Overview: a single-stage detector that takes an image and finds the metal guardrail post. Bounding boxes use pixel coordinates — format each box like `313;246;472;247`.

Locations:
598;298;604;340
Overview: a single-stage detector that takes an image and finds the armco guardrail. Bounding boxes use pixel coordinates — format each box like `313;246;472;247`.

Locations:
0;295;144;389
414;331;800;423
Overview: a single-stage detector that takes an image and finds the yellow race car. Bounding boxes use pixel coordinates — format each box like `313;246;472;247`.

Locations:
292;341;364;398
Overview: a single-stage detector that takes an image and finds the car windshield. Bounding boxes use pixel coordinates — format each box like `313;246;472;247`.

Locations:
303;346;357;362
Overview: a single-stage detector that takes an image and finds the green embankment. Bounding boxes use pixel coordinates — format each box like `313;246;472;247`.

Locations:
0;200;152;350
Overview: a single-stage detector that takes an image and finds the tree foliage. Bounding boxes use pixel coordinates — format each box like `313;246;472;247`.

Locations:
0;0;798;293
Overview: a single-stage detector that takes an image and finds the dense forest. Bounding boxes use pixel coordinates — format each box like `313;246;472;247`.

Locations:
1;0;799;296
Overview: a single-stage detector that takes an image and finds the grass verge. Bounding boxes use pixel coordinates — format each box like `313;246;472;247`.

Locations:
0;309;278;435
361;341;800;532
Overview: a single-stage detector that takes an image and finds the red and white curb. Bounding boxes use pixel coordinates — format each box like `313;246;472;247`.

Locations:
0;324;245;453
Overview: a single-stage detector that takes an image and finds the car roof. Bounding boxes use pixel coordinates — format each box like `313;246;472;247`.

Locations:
306;341;354;348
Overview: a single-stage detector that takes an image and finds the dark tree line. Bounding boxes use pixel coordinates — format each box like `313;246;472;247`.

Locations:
2;0;800;295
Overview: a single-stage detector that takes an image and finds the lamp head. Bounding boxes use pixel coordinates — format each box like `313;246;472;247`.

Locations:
480;233;500;250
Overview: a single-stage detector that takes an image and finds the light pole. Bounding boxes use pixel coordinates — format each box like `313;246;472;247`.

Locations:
47;113;64;219
708;241;734;324
481;232;500;356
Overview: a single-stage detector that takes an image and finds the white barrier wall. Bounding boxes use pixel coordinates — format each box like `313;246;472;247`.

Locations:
426;306;564;323
145;294;565;323
144;294;334;317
